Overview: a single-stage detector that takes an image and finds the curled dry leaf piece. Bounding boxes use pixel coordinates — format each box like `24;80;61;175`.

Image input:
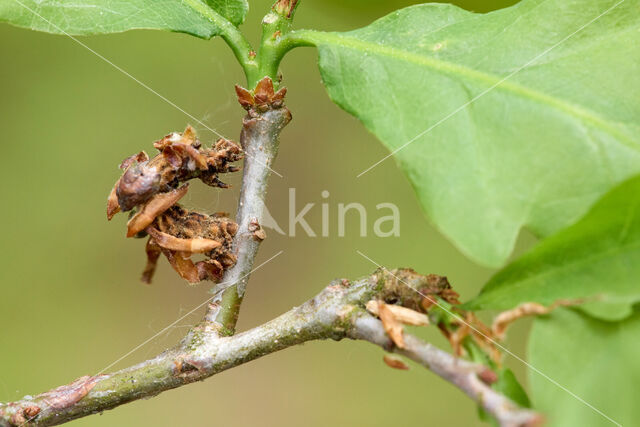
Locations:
376;301;406;349
141;206;238;284
126;184;189;237
119;151;149;170
106;177;122;220
491;300;578;340
106;125;242;217
365;300;429;326
107;125;242;284
383;354;409;370
448;321;470;357
146;226;222;253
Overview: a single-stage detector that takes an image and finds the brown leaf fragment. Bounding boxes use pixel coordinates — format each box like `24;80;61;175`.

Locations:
141;238;162;284
164;142;208;170
119;151;149;170
226;221;239;236
146;226;222;253
181;125;197;145
383;354;409;370
366;301;429;326
163;250;201;283
41;376;101;410
377;301;405;349
424;274;451;293
440;288;461;305
106;178;121;220
126;184;189;237
491;301;577;340
421;295;438;311
448;322;469;357
161;145;183;168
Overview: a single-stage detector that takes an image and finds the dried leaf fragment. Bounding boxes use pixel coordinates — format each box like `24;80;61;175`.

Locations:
126;184;189;237
383;354;409;370
376;301;405;349
106;178;121;220
366;300;429;326
146;226;222;253
119;151;149;170
448;321;470;357
491;300;577;340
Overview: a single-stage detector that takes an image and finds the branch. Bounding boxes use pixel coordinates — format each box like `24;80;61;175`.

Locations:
0;269;540;427
211;104;292;334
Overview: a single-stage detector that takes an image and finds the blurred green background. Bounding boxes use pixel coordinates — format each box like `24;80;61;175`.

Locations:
0;1;537;426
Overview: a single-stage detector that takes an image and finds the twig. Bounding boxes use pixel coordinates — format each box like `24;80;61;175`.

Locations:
0;269;540;427
209;104;291;334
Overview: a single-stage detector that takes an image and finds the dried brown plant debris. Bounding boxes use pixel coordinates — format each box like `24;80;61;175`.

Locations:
491;299;579;340
107;125;242;220
383;354;409;370
106;126;241;284
377;301;406;349
141;206;238;284
366;300;429;327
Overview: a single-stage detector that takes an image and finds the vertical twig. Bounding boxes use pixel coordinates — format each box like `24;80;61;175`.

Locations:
210;106;292;334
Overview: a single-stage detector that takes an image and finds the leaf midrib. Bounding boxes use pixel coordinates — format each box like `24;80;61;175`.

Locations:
301;30;637;151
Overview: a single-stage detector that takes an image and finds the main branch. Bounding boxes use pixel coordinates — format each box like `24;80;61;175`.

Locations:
0;269;540;427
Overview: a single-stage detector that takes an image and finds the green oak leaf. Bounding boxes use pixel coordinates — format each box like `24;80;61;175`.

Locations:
299;0;640;267
529;308;639;426
0;0;248;38
466;174;640;321
202;0;248;26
